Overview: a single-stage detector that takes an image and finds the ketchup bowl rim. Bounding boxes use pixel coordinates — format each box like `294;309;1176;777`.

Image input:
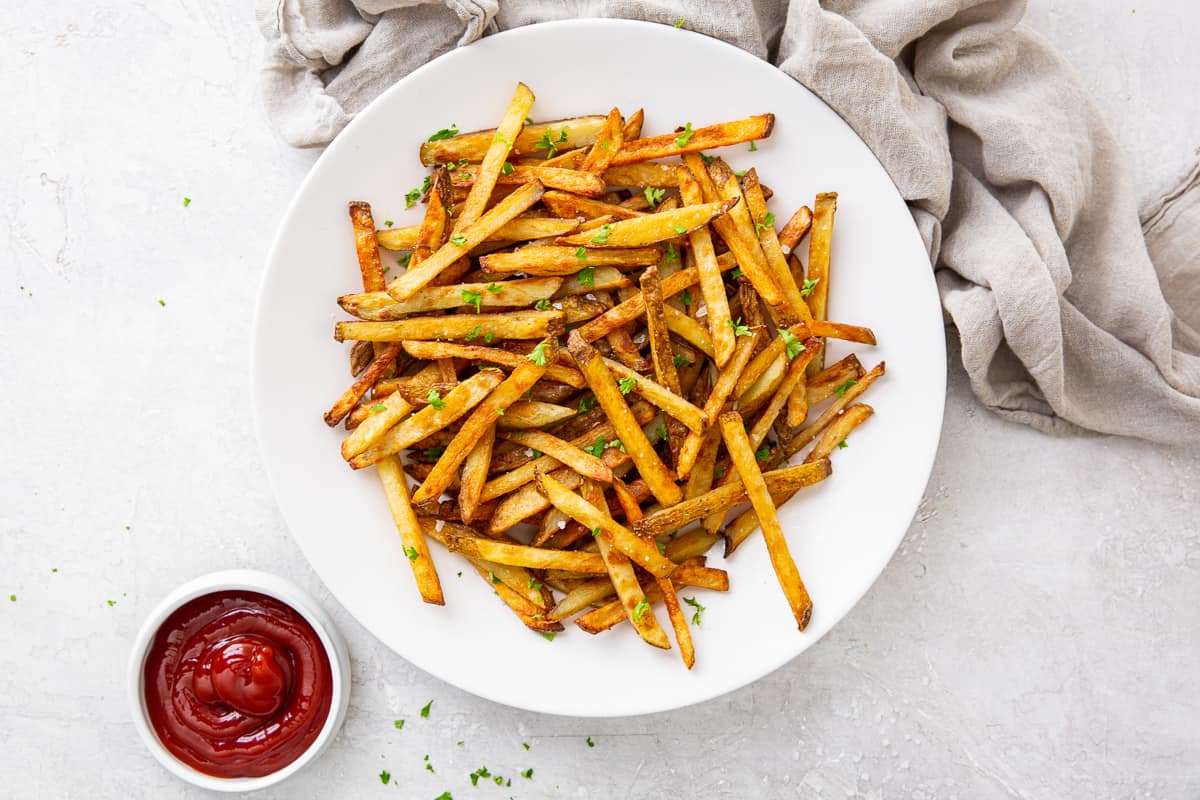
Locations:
127;569;351;792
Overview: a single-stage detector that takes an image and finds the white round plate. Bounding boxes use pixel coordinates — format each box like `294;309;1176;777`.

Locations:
254;18;945;717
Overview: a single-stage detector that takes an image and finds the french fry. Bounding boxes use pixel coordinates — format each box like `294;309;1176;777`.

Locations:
451;164;606;197
806;403;874;462
741;168;811;324
417;519;547;609
458;424;495;523
621;109;644;140
580;107;625;173
413;165;453;267
678;168;735;366
444;532;607;573
497;429;614;484
602;163;681;188
334;308;563;343
386;181;545;301
339;277;562;318
348;368;504;468
349;339;373;376
554;265;631;295
556;199;736;249
805;191;838;375
610;113;774;165
541;190;646;221
720;412;812;630
664;529;722;563
348;201;387;292
377;217;581;251
599;357;706;432
777;205;813;255
479;246;661;276
341;388;414;459
574;562;730;633
323;342;403;427
536;470;675;577
709;160;788;310
419;115;606;165
747;338;822;449
377;456;444;605
401;340;584;388
410;337;556;504
494;400;574;429
789;361;885;452
567;330;682;506
675;328;760;478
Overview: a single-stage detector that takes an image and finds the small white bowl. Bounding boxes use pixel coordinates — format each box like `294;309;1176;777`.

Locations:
128;569;351;792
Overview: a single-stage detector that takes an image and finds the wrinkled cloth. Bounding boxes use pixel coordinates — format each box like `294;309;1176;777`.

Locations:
256;0;1200;444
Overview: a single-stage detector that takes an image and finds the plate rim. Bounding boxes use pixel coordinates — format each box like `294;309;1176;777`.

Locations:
251;17;947;717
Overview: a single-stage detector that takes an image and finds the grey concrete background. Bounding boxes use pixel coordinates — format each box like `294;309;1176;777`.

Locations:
1;2;1197;798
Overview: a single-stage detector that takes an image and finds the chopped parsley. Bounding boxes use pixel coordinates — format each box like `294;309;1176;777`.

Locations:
755;444;770;462
578;395;596;414
394;719;405;729
749;140;758;152
107;599;116;607
542;632;556;642
578;264;595;288
464;325;481;341
425;754;434;773
484;331;495;343
779;329;805;360
398;252;412;268
449;232;468;247
633;596;650;621
591;527;601;537
420;699;433;718
384;219;394;227
427;125;459;141
664;242;679;262
672;224;687;235
801;277;819;297
182;196;191;207
536;127;569;158
426;389;446;410
486;282;504;295
618;376;637;394
838;439;849;449
489;571;500;584
379;770;391;785
501;161;515;176
699;152;715;165
405;185;422;209
8;595;14;602
371;403;387;413
528;578;542;590
835;379;857;398
683;596;706;625
584;436;606;457
157;299;165;307
587;736;595;747
404;545;420;562
535;298;552;310
575;246;588;261
675;122;694;148
609;439;626;453
654;423;669;443
462;288;482;313
526;342;550;366
673;353;689;368
521;768;534;779
674;17;685;28
469;767;491;786
425;448;446;461
731;268;744;279
656;540;666;554
523;742;530;751
680;289;692;307
435;793;453;800
754;211;776;236
644;186;666;207
590;224;613;245
728;318;752;337
493;132;512;147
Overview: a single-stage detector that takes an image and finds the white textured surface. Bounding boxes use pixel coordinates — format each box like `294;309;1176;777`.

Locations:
1;2;1197;798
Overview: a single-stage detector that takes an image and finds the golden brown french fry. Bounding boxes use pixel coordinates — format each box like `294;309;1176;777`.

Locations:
348;201;387;292
378;217;582;251
567;330;682;506
621;109;644;140
790;361;885;452
450;163;606;197
678;169;735;366
410;337;556;504
556;199;736;249
610;114;774;165
541;190;646;221
665;529;722;563
494;400;574;429
778;205;813;254
574;562;729;633
675;328;760;478
339;277;563;318
497;429;614;484
471;561;564;632
553;265;632;295
806;403;874;462
741;168;811;324
599;357;706;433
341;389;414;460
719;411;812;630
335;309;563;343
747;338;822;450
348;368;504;468
401;340;584;388
417;518;548;610
387;181;545;300
708;161;787;309
323;342;403;427
377;456;444;605
412;165;452;267
419;115;606;165
663;305;714;358
602;163;681;188
479;246;661;276
458;424;495;523
536;470;676;577
633;460;831;538
580;478;669;649
444;532;607;573
581;107;625;173
806;191;838;375
640;265;688;465
349;339;373;376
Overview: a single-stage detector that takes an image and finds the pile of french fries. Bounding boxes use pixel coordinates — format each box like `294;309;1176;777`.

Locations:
325;83;884;668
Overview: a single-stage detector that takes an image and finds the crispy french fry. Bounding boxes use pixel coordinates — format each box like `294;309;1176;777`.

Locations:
599;357;706;433
339;277;562;318
664;529;722;563
458;424;495;523
610;114;774;165
341;389;414;460
663;305;714;358
621;109;644;140
401;340;584;388
418;518;547;609
602;163;681;188
805;191;838;375
377;456;444;605
678;168;735;366
348;369;504;468
420;115;606;166
675;328;760;478
741;168;811;324
557;199;736;249
480;246;661;276
349;339;373;376
495;400;574;429
378;217;582;251
806;403;874;462
536;470;675;577
554;265;632;296
323;342;403;427
778;205;813;254
581;107;625;173
574;562;729;633
386;181;545;300
541;190;646;221
498;429;614;484
413;166;453;267
789;362;885;452
567;330;682;506
348;201;387;292
451;164;606;197
335;309;563;343
720;411;812;630
444;532;607;573
747;338;822;449
708;160;787;309
411;337;556;504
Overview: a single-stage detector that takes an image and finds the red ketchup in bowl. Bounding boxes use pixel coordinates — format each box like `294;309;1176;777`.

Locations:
142;591;333;778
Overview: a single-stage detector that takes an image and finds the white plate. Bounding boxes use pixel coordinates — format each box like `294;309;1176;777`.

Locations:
253;18;945;717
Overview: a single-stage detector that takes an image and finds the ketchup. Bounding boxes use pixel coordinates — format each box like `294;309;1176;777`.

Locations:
143;591;332;778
